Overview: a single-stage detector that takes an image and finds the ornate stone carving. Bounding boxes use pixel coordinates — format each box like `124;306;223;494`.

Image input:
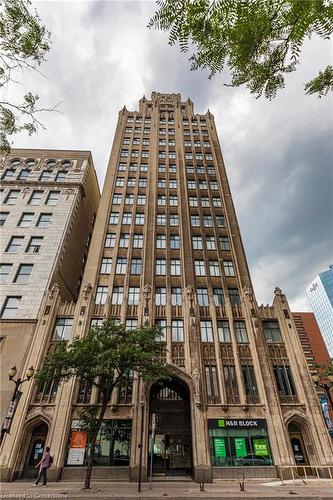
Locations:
243;284;254;302
191;367;201;407
83;282;92;300
49;282;60;299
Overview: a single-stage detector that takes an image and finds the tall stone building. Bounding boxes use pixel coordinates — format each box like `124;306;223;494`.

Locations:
0;149;100;424
1;94;332;483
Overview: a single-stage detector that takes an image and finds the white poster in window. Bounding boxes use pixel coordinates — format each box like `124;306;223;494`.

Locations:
67;448;85;465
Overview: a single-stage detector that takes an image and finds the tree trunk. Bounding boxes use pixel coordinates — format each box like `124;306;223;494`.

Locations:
83;396;110;490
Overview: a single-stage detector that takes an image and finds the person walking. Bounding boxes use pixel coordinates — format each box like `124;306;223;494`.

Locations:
33;446;51;486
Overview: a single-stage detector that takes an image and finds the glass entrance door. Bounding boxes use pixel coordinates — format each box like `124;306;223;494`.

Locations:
149;379;192;477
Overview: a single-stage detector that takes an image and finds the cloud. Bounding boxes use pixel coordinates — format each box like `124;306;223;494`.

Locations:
4;1;332;311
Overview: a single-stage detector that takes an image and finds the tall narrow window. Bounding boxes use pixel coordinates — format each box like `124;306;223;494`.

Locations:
95;286;108;305
112;286;124;305
263;321;282;342
242;366;258;397
128;287;140;305
155;287;166;306
105;233;116;248
116;258;127;274
200;320;213;341
100;258;112;274
209;261;220;276
171;287;182;306
223;260;235;276
156;259;166;275
109;212;119;224
213;288;224;306
155;319;167;341
53;318;73;341
170;234;180;249
133;234;143;248
234;321;248;343
205;365;219;400
195;260;206;276
131;258;142;275
218;321;231;342
119;233;129;248
156;234;166;248
170;259;181;275
197;288;209;306
172;320;184;342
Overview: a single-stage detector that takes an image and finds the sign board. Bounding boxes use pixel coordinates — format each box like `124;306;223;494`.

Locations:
253;439;269;456
235;438;247;457
209;418;267;429
70;431;87;449
67;448;85;465
320;396;333;430
1;391;23;432
214;438;226;458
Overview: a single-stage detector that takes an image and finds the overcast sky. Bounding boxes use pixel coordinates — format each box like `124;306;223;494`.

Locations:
4;1;333;311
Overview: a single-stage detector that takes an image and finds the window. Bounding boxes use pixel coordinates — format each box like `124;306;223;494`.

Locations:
156;259;166;275
170;234;180;249
213;288;224;306
6;236;24;253
129;163;137;172
138;178;147;188
21;168;33;179
195;260;206;276
141;150;149;159
46;191;60;205
128;287;140;305
95;286;108;305
210;181;218;190
120;149;129;158
242;366;258;397
158;179;166;188
170;259;181;275
113;194;122;205
26;236;43;253
5;190;20;205
195;153;203;160
56;171;67;182
206;236;216;250
197;288;209;306
123;137;131;145
273;366;296;396
203;216;213;227
199;181;207;190
14;264;33;284
223;260;235;277
119;233;129;248
263;321;282;342
112;286;123;305
143;127;150;134
191;215;200;227
0;264;12;284
201;320;213;341
135;213;145;225
170;214;179;226
158;195;166;206
40;170;53;182
1;296;21;319
218;321;231;342
172;320;184;342
53;318;73;341
156;234;166;249
157;214;166;226
155;319;167;341
212;197;222;207
116;258;127;274
124;193;134;205
209;261;220;276
137;194;146;205
169;165;176;173
0;212;9;226
140;163;148;172
169;195;178;206
116;177;125;186
142;139;150;146
234;321;248;343
133;234;143;248
155;287;166;305
185;152;193;160
159;151;166;159
189;197;198;207
158;164;166;173
105;233;116;248
229;288;240;305
18;212;34;227
169;179;177;189
125;319;138;330
127;177;136;187
2;169;15;180
131;258;142;275
220;236;230;251
109;212;119;224
187;180;196;189
171;287;182;306
122;213;132;225
36;213;52;227
186;166;195;173
205;365;219;400
201;197;210;207
192;236;203;250
100;257;112;274
29;190;43;205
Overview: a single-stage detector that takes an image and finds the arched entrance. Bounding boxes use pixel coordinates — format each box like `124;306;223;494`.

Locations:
22;422;49;479
148;378;192;477
288;421;309;466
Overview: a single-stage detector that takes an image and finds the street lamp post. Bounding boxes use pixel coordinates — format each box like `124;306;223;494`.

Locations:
138;398;145;493
0;366;34;445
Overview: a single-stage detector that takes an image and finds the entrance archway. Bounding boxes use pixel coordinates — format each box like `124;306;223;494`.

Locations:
22;422;48;478
288;421;309;466
148;378;192;477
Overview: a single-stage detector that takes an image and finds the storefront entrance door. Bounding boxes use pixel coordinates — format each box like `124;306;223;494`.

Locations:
149;379;192;477
290;434;308;465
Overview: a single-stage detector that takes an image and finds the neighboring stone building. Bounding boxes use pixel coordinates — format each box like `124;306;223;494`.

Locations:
0;149;100;425
1;95;332;483
306;266;333;357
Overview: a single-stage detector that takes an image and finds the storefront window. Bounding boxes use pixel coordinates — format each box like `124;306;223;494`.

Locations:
66;419;132;466
208;419;273;467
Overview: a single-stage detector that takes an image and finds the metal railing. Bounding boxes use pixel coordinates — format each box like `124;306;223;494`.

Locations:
278;465;333;485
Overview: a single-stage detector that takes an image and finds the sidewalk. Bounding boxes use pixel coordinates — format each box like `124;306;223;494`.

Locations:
0;479;333;500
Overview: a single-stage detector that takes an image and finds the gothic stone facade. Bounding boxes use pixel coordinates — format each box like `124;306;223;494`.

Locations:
1;95;332;482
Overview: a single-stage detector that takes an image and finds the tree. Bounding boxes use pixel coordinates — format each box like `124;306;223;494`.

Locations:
0;0;58;154
149;0;333;99
35;320;170;490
